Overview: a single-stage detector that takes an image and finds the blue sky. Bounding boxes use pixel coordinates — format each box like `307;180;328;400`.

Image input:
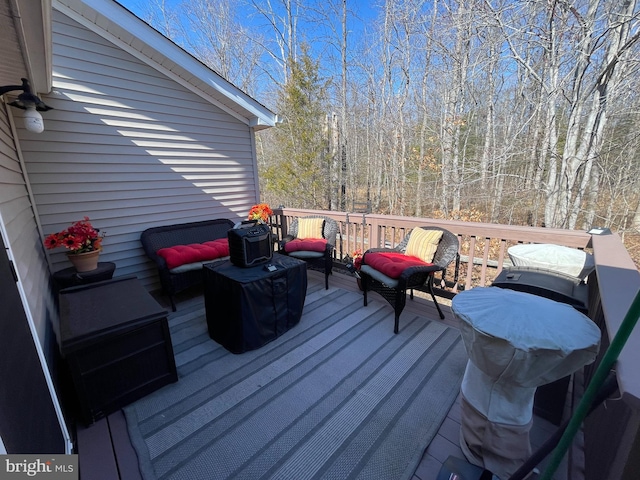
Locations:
114;0;381;50
113;0;383;97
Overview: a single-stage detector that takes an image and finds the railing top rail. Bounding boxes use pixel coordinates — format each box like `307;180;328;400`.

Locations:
591;233;640;409
276;208;592;248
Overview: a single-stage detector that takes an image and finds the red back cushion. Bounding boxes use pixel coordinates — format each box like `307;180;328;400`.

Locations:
364;252;431;279
284;238;327;253
157;238;229;269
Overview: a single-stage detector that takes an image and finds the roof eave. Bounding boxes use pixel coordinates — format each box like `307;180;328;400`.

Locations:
9;0;53;93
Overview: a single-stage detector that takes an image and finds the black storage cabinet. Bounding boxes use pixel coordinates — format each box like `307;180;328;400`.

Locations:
58;276;177;424
492;266;590;425
204;253;307;353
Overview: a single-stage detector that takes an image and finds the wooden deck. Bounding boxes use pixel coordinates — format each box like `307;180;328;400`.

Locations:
74;269;573;480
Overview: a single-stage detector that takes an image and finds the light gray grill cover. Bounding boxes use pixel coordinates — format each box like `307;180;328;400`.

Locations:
452;287;600;479
508;243;594;280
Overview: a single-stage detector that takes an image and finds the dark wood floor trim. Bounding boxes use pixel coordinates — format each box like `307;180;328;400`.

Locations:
76;416;120;480
76;411;142;480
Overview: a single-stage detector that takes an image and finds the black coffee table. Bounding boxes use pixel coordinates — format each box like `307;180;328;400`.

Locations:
204;253;307;353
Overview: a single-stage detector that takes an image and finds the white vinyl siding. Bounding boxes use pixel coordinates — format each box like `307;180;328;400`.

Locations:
21;11;262;291
0;104;53;347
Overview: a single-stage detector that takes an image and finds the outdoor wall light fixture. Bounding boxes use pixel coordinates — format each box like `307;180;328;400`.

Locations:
0;78;53;133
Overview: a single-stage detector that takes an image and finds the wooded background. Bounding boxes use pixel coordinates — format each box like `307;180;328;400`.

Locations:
134;0;639;236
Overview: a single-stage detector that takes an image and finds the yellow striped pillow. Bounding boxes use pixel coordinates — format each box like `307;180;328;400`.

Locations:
405;228;443;263
297;218;325;239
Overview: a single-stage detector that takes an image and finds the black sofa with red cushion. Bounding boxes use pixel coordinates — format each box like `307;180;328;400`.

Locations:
140;218;235;311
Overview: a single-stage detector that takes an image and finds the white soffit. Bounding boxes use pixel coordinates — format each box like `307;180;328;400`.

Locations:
53;0;277;130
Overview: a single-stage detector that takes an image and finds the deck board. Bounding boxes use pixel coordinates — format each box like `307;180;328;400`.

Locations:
76;415;120;480
108;412;143;480
74;268;572;480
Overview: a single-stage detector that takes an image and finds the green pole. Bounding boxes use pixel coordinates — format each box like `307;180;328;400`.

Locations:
538;288;640;480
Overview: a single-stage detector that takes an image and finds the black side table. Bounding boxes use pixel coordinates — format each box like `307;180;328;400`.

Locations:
53;262;116;291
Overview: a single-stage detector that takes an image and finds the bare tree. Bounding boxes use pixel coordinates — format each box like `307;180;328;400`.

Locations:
250;0;300;85
137;0;640;235
487;0;640;228
181;0;265;95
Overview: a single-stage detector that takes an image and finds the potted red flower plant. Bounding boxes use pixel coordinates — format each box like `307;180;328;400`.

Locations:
44;217;104;272
345;249;364;289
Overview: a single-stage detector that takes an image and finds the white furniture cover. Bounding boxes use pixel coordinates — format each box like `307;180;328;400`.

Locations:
508;243;595;280
451;287;601;479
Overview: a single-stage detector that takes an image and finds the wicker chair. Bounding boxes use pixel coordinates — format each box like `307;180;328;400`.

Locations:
360;226;459;333
279;216;339;289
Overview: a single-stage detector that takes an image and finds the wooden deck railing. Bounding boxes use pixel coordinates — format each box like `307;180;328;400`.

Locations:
272;207;640;480
272;207;591;291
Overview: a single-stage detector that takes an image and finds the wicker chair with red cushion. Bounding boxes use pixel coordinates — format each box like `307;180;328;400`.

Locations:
279;216;339;289
360;226;459;333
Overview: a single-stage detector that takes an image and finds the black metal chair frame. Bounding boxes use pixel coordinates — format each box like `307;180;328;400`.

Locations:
360;226;460;333
279;215;339;289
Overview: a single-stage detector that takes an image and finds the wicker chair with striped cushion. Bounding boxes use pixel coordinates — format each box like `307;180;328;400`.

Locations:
360;226;459;333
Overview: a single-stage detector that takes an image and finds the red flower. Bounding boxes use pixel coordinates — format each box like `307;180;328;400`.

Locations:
44;233;61;249
352;250;363;270
44;217;104;254
248;203;273;223
62;235;83;251
345;249;363;274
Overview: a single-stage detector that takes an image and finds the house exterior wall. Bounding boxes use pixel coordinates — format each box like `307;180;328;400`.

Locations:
1;91;69;454
20;9;263;292
0;103;53;347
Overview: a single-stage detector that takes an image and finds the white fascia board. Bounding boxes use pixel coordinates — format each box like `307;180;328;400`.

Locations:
54;0;277;129
11;0;53;93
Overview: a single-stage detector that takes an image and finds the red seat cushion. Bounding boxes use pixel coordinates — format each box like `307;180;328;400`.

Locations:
157;239;230;269
364;252;432;279
284;238;327;253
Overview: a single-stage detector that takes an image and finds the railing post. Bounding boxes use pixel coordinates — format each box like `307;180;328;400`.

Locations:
368;214;381;249
360;213;367;252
